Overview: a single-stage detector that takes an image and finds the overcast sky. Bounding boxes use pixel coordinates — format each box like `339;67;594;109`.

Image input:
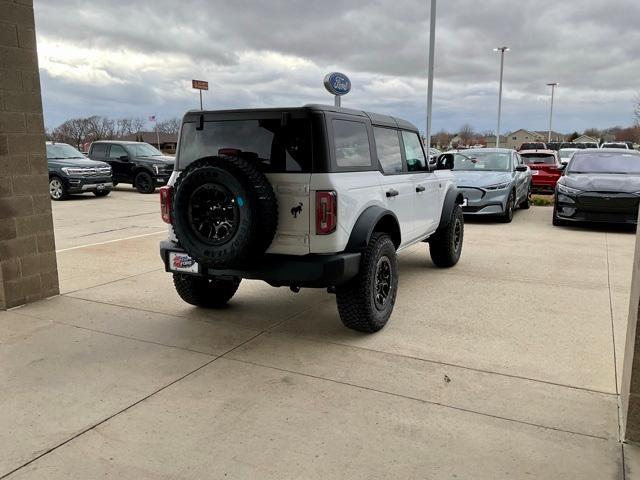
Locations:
34;0;640;135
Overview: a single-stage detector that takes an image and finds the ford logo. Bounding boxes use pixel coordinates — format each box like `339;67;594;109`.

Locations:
323;72;351;96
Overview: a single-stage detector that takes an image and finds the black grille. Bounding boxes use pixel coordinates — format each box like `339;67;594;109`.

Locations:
577;193;639;213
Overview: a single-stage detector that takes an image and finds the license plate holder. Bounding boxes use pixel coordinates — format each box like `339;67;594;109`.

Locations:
168;252;200;274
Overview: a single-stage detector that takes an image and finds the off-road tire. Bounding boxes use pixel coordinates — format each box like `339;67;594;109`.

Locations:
93;189;111;197
173;274;241;308
49;176;67;201
171;156;278;269
500;190;515;223
520;187;531;209
429;205;464;268
336;232;398;333
135;171;155;194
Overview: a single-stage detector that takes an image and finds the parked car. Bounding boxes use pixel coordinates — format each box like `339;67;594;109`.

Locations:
558;148;580;164
88;140;174;193
444;148;531;222
46;142;112;201
601;142;629;149
547;142;562;151
159;104;464;333
519;149;562;193
578;142;599;149
553;149;640;225
518;142;546;151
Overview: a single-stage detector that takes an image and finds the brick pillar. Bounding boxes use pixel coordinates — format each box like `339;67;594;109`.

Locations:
622;218;640;442
0;0;59;309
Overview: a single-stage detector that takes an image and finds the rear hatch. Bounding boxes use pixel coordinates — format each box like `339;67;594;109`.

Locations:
521;152;560;176
175;110;313;255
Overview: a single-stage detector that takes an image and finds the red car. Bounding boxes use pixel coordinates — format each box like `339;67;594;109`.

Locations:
519;149;562;193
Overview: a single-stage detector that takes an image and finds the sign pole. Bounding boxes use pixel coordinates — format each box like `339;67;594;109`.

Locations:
426;0;436;151
199;90;203;110
335;95;340;107
192;79;209;111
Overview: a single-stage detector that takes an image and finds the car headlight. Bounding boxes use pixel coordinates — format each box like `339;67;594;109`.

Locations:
485;182;509;190
61;167;85;176
153;164;171;175
556;183;581;195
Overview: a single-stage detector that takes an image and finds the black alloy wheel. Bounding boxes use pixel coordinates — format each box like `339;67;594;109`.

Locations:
188;183;240;245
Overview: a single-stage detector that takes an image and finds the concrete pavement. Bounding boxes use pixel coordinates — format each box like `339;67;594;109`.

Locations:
1;189;638;479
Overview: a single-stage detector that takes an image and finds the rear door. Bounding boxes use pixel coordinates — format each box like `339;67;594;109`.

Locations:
107;144;133;182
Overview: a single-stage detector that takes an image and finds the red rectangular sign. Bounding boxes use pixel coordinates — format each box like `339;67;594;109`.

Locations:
192;79;209;91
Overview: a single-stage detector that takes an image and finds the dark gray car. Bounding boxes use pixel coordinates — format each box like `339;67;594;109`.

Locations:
444;148;532;223
46;142;113;200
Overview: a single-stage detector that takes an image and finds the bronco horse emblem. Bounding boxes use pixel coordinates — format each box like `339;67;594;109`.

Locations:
291;202;303;218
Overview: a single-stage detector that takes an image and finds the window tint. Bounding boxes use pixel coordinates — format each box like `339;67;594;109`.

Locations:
333;120;371;168
521;153;556;164
374;127;403;174
401;131;427;172
179;118;311;173
109;145;127;158
91;143;107;159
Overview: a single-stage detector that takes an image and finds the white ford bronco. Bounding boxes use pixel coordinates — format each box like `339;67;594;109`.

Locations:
159;105;464;332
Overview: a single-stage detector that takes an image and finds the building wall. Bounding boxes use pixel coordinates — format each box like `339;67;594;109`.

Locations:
504;130;543;150
0;0;59;309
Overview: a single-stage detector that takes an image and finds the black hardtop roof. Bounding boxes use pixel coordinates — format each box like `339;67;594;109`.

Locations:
182;104;419;132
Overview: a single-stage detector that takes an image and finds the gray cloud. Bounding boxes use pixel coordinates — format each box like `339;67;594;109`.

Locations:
34;0;640;134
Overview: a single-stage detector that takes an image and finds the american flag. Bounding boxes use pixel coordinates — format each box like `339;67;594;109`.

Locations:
148;115;156;122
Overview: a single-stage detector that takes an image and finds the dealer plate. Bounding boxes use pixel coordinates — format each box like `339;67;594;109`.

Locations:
169;252;199;273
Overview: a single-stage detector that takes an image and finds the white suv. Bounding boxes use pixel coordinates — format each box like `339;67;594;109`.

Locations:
159;105;464;332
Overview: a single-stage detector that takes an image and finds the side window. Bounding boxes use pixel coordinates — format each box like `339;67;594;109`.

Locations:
373;127;403;174
332;120;372;168
91;143;107;159
109;145;127;159
401;131;427;172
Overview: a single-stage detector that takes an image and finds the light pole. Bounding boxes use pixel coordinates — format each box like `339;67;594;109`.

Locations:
494;46;509;148
546;82;559;143
425;0;436;151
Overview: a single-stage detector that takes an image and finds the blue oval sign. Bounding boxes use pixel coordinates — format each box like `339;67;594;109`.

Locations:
324;72;351;96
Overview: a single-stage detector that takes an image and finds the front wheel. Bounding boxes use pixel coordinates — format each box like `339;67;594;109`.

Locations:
520;186;531;209
336;232;398;333
429;205;464;267
173;274;241;308
135;171;155;194
49;177;67;201
499;190;515;223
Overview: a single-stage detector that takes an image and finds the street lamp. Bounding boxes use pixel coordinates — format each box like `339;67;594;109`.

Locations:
546;82;559;143
425;0;436;151
494;46;509;148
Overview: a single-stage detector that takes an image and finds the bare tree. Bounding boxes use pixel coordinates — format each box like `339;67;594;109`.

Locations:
156;117;181;135
115;117;146;137
51;117;91;149
458;123;475;146
433;130;452;149
635;96;640;126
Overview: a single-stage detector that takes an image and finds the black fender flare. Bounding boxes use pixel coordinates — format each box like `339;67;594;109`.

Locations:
345;206;401;252
436;187;464;232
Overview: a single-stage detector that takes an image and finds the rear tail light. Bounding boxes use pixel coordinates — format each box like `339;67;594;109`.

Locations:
316;191;337;235
160;186;173;224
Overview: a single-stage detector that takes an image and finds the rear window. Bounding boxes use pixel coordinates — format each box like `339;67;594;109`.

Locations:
178;118;311;173
90;143;107;159
332;120;372;168
521;153;556;165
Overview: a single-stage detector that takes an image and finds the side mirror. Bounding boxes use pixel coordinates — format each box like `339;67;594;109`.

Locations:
436;153;454;170
515;165;528;172
119;155;129;161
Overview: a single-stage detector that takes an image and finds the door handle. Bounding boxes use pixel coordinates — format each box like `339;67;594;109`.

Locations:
415;185;426;193
386;189;399;198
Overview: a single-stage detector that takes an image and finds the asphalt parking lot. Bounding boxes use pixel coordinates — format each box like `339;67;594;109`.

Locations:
2;188;639;479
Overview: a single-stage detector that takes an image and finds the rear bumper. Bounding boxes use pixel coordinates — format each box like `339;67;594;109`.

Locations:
159;240;361;288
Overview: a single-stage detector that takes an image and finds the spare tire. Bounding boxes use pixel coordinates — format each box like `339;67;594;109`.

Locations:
171;155;278;268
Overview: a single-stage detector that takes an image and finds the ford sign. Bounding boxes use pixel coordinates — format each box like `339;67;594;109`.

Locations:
323;72;351;96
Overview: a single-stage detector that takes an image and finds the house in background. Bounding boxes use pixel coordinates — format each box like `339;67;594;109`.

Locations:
572;134;599;145
483;135;508;148
119;131;178;155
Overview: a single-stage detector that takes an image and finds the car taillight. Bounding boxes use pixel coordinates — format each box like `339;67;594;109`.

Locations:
316;190;337;235
160;186;172;224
